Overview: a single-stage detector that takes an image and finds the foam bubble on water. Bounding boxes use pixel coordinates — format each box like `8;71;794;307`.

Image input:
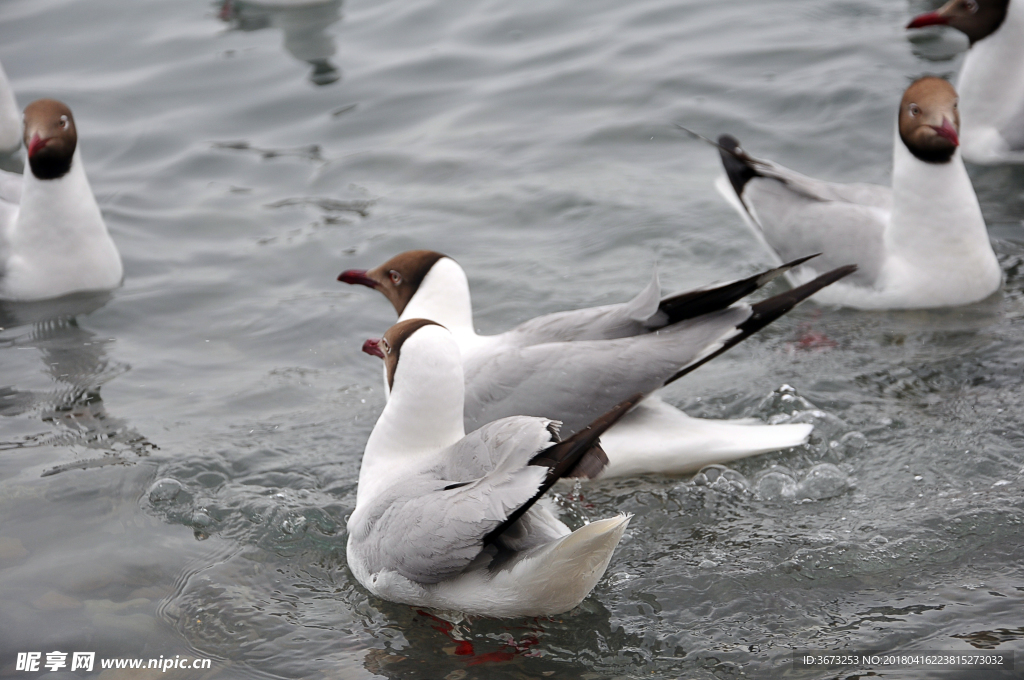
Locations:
692;464;750;493
796;464;854;500
754;464;853;501
837;431;868;456
191;508;212;527
754;469;799;500
759;384;817;420
148;478;188;504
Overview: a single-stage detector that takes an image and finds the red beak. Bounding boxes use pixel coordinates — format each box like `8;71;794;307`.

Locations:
338;269;378;288
362;338;385;358
931;118;959;146
28;134;49;158
906;11;949;29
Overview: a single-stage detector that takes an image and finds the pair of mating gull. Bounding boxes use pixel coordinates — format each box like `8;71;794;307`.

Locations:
338;68;1007;615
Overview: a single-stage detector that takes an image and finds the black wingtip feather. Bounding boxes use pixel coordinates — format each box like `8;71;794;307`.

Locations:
662;264;857;387
482;393;643;547
718;134;761;197
657;253;821;325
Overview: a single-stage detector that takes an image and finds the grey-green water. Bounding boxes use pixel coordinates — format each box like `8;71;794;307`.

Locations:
0;0;1022;678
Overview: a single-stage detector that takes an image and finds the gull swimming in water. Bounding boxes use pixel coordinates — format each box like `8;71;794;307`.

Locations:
340;251;854;477
908;0;1024;164
348;318;638;617
710;77;999;310
0;99;122;301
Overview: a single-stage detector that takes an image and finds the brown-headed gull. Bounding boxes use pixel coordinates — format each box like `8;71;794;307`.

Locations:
908;0;1024;164
348;318;639;617
713;77;999;310
0;99;122;301
340;251;855;478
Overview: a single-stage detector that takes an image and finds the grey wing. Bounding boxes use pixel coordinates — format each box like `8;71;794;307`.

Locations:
464;305;750;435
501;272;662;345
728;165;889;286
351;419;553;584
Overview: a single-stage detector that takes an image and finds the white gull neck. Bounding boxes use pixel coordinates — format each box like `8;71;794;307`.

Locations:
397;257;476;339
881;127;1000;306
358;327;467;503
2;149;123;301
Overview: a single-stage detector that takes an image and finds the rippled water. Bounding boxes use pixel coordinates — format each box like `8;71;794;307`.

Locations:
1;0;1022;677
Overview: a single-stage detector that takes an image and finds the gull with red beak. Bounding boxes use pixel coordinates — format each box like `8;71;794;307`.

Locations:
349;318;636;617
0;99;122;301
342;250;856;478
712;77;999;309
907;0;1024;164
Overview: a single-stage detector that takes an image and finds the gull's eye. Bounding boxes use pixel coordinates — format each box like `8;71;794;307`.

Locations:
389;270;402;285
381;338;392;355
964;0;978;12
909;104;922;117
59;115;69;129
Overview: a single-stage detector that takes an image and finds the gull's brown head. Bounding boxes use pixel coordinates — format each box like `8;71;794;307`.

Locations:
907;0;1010;45
339;250;447;315
23;99;77;181
362;318;444;390
898;77;960;164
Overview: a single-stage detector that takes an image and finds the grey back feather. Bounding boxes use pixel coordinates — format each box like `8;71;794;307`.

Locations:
463;305;750;434
500;271;663;345
350;417;557;584
740;161;890;286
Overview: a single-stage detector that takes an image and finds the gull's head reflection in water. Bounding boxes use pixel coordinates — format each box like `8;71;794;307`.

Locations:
219;0;343;86
0;293;155;476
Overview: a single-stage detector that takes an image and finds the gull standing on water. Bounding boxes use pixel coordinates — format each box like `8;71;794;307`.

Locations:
340;251;854;477
348;318;638;617
712;77;999;310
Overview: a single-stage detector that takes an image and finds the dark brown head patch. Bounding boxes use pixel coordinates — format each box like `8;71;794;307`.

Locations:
898;77;960;164
23;99;77;180
365;250;447;315
381;318;444;391
934;0;1009;44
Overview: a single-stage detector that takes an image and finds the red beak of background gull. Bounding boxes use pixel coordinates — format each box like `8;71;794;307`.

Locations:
932;118;960;146
362;338;385;358
28;134;49;158
906;11;949;29
338;269;378;288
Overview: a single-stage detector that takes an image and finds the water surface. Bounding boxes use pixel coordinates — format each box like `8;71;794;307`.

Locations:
0;0;1022;678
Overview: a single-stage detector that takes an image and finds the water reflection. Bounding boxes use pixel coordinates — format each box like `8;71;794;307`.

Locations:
219;0;343;86
0;294;154;472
